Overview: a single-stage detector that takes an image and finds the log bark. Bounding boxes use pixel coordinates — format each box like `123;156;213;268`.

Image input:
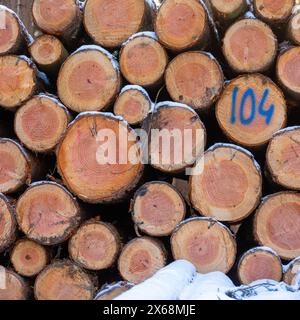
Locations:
216;74;287;148
171;217;237;274
237;247;283;285
119;32;168;88
10;239;49;277
0;266;29;300
155;0;210;52
190;143;262;223
0;138;41;194
0;5;32;56
149;101;206;173
16;181;81;246
57;45;121;112
165;51;224;111
69;219;121;271
131;181;186;237
254;192;300;260
14;94;70;153
0;194;16;253
57;112;144;204
94;281;134;300
29;35;68;78
32;0;82;45
253;0;295;25
113;85;152;126
223;18;278;73
277;46;300;99
283;257;300;285
0;55;37;109
266;126;300;190
34;260;95;300
83;0;156;49
118;237;167;284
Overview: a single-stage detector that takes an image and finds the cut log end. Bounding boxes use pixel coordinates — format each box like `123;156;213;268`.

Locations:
57;48;121;112
114;86;152;126
155;0;208;52
34;260;95;300
288;12;300;45
254;0;295;25
267;127;300;190
120;34;168;88
0;194;16;253
32;0;79;37
16;182;81;245
118;237;167;284
171;218;237;274
165;51;224;111
0;55;37;109
57;113;143;204
223;18;277;73
190;144;262;223
95;281;133;300
29;35;68;75
211;0;247;24
149;102;206;173
277;47;300;99
216;74;287;147
69;221;121;271
11;239;49;277
283;257;300;285
0;267;29;300
0;139;31;194
132;181;186;237
254;192;300;260
238;247;283;285
15;95;70;153
0;7;23;55
84;0;149;48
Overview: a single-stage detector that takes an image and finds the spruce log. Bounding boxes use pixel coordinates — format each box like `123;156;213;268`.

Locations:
32;0;82;44
0;55;37;109
14;94;70;153
57;45;121;112
114;85;152;126
149;101;206;173
69;220;121;271
94;281;134;300
223;18;277;73
277;46;300;99
84;0;156;48
10;239;49;277
216;74;287;148
253;0;295;25
119;32;168;88
287;7;300;45
29;35;68;77
118;237;167;284
34;260;95;300
131;181;186;237
0;5;30;55
57;113;144;204
0;194;16;253
283;257;300;285
155;0;209;52
266;126;300;190
254;192;300;260
237;247;283;285
171;217;237;273
16;181;81;245
0;138;40;194
190;144;262;223
165;51;224;111
0;267;29;300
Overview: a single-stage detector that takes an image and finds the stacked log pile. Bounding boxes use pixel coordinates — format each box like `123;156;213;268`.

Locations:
0;0;300;300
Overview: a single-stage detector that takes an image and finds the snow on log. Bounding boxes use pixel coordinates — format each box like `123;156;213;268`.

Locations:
283;257;300;286
115;260;196;300
95;282;134;300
